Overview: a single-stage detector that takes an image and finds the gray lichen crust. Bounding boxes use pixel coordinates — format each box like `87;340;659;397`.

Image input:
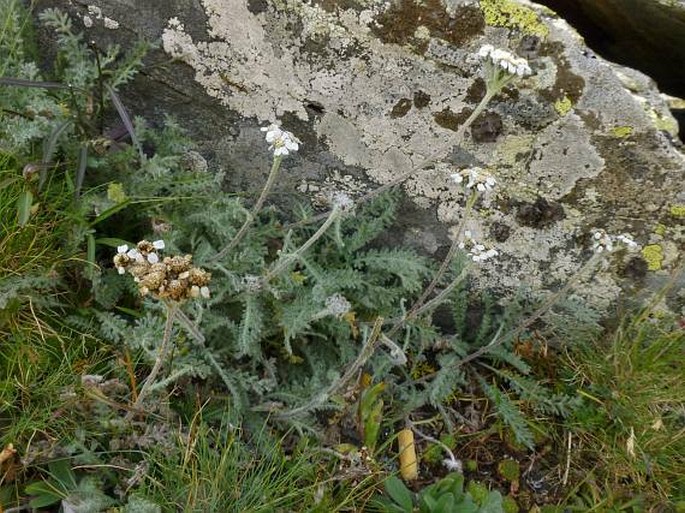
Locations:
45;0;684;310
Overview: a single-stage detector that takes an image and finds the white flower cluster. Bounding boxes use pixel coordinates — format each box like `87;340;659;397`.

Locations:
261;123;301;157
115;239;165;274
459;231;499;263
591;229;639;253
324;293;352;317
450;167;497;192
478;44;532;77
240;274;263;293
328;191;355;215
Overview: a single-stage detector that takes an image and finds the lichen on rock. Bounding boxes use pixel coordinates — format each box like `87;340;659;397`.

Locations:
43;0;684;313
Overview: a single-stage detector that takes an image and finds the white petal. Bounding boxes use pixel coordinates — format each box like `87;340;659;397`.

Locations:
464;230;472;238
200;286;210;299
147;253;159;264
117;266;126;274
153;240;165;250
117;244;129;254
478;44;493;58
477;183;485;192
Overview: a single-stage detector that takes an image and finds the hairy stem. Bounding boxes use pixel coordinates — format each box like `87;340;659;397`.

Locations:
174;308;244;410
263;205;341;282
411;253;603;386
125;301;178;420
387;192;477;338
273;317;384;420
211;155;283;262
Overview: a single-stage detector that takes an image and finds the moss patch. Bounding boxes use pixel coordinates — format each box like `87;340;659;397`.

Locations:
641;244;664;271
669;204;685;218
479;0;549;37
554;95;572;116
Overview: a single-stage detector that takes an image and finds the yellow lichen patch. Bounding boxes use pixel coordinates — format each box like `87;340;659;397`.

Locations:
669;204;685;218
641;244;664;271
654;223;667;236
494;134;535;167
649;108;679;137
554;95;573;116
479;0;549;37
611;125;633;138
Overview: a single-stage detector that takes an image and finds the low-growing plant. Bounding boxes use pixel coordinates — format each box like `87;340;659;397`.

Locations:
375;473;505;513
3;2;674;511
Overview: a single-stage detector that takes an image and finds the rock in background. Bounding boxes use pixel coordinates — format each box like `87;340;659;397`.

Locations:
33;0;684;312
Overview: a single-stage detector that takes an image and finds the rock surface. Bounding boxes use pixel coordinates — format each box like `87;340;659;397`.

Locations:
33;0;684;311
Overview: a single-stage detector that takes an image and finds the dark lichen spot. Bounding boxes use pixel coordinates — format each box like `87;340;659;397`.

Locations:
247;0;269;14
372;0;484;53
490;222;511;242
305;101;325;117
434;108;470;132
413;90;431;108
620;257;648;280
517;35;541;59
465;78;486;103
390;98;413;118
471;111;503;142
515;197;565;228
538;42;585;105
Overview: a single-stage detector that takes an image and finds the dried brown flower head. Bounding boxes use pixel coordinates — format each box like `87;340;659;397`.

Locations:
114;240;211;301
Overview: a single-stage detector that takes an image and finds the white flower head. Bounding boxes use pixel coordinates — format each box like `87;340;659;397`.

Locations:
328;191;356;216
459;230;498;263
592;229;639;253
616;234;639;249
127;248;144;263
325;293;351;317
478;45;531;78
240;274;263;293
451;167;497;193
261;123;301;156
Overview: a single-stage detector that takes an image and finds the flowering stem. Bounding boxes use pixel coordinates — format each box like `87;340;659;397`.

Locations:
410;252;604;387
174;308;245;411
263;205;341;282
454;89;496;145
272;317;384;420
388;191;478;337
125;300;178;421
210;155;283;262
407;419;460;469
285;92;497;232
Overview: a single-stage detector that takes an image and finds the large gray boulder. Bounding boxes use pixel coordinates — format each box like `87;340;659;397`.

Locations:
34;0;684;311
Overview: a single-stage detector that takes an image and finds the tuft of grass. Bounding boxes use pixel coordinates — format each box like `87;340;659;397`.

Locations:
140;415;343;512
562;310;685;506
